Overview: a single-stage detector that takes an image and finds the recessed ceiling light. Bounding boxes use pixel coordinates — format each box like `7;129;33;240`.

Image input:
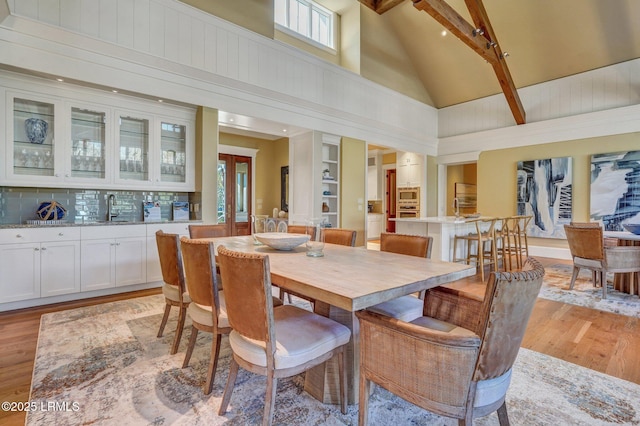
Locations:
158;99;163;103
112;90;118;93
56;78;64;82
283;129;287;132
229;118;235;122
441;30;447;37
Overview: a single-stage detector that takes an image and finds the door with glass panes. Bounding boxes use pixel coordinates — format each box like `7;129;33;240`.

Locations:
217;154;251;236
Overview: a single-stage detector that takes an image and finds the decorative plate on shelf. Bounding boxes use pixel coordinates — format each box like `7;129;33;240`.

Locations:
254;232;309;250
25;118;48;144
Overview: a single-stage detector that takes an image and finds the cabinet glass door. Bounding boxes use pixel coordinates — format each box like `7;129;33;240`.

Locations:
160;121;186;183
71;107;106;179
118;116;149;182
13;98;55;177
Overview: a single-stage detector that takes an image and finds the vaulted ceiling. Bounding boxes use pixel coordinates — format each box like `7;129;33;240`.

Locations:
355;0;640;113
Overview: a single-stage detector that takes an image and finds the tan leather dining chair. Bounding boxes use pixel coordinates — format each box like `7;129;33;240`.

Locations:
155;230;191;355
366;233;433;322
179;236;230;394
188;224;227;239
216;245;351;426
322;228;357;246
356;258;545;426
287;224;316;240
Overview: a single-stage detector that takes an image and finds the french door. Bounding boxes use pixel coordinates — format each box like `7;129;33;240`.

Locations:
217;154;252;236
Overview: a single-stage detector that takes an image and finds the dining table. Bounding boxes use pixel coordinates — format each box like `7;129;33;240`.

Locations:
603;230;640;296
204;235;475;405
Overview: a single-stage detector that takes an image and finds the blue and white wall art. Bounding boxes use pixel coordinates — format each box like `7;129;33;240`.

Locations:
590;150;640;231
517;157;573;239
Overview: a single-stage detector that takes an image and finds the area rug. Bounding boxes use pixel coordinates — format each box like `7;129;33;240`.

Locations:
539;264;640;318
28;294;640;425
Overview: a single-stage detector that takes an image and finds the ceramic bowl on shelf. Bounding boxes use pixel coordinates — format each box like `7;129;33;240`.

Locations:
622;223;640;235
254;232;309;250
25;118;48;144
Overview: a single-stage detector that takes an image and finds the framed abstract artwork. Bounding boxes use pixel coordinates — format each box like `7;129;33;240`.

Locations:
590;150;640;231
516;157;573;238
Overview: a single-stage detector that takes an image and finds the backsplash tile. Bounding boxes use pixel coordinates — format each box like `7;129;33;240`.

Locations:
0;187;191;224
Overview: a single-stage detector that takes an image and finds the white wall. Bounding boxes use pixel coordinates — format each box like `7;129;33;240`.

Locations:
1;0;437;154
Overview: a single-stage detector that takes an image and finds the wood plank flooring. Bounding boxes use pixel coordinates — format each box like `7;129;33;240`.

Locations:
1;257;640;425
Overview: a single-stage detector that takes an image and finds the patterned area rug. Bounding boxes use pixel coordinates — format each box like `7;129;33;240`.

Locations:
28;294;640;425
540;264;640;318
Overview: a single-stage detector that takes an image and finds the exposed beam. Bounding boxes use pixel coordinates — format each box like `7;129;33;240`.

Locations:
412;0;525;124
359;0;405;15
464;0;525;124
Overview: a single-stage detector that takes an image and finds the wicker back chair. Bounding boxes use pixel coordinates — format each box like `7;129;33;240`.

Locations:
356;257;545;425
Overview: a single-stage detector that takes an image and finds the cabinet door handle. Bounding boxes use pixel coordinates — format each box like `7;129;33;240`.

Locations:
116;242;121;246
58;232;64;236
41;247;47;251
34;247;39;251
16;234;22;238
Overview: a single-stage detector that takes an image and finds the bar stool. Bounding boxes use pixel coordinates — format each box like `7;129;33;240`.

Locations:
495;216;519;271
513;215;532;268
452;217;498;282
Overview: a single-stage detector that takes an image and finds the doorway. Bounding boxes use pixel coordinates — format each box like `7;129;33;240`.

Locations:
385;168;396;232
217;153;252;236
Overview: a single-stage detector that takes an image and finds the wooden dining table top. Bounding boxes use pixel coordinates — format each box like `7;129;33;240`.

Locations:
204;235;475;312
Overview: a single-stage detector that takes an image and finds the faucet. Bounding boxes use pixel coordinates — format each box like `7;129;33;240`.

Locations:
107;194;118;221
453;197;460;218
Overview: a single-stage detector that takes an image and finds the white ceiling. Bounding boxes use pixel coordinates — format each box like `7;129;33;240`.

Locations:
218;111;310;140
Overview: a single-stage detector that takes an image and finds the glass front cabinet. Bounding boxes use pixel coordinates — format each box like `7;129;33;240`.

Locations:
3;90;194;191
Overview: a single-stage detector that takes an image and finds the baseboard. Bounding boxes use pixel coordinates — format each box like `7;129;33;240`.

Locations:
529;245;572;260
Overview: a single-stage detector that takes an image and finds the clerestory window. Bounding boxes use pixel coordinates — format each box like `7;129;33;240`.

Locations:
275;0;335;50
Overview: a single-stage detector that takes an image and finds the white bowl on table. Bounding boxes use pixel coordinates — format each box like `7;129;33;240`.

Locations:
254;232;310;250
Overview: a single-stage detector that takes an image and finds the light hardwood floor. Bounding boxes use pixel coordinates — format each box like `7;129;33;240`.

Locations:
1;257;639;425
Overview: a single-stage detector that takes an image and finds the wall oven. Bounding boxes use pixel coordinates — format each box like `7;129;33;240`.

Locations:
397;187;420;218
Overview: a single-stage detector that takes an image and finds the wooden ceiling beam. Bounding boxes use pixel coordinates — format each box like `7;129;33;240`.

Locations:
359;0;405;15
464;0;526;124
412;0;526;124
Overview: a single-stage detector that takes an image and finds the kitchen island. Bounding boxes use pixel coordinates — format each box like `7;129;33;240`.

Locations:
392;216;488;261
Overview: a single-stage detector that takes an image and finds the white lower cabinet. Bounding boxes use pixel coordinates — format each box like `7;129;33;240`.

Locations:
367;214;383;240
80;225;147;292
0;227;81;303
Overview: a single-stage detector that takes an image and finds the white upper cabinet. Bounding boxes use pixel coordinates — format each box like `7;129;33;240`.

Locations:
1;74;195;191
396;151;423;188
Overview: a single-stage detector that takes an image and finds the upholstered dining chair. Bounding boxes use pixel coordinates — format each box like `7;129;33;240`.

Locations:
356;257;545;426
216;245;351;426
322;228;357;246
366;233;433;322
287;224;316;239
155;230;191;355
179;236;230;394
180;237;284;394
188;223;227;239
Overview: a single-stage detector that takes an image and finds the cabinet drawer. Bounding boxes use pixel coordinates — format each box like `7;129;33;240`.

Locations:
0;227;81;244
81;224;147;240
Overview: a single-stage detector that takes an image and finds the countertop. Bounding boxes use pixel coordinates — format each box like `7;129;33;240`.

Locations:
0;220;200;229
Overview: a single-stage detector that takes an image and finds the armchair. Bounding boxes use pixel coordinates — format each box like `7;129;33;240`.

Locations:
356;257;544;425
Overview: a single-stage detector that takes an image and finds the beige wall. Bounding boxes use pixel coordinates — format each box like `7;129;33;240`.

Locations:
359;5;431;104
340;2;360;73
477;132;640;249
196;107;219;223
341;137;367;246
219;133;289;217
274;30;340;65
446;163;477;216
179;0;274;39
382;152;396;165
425;155;438;217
